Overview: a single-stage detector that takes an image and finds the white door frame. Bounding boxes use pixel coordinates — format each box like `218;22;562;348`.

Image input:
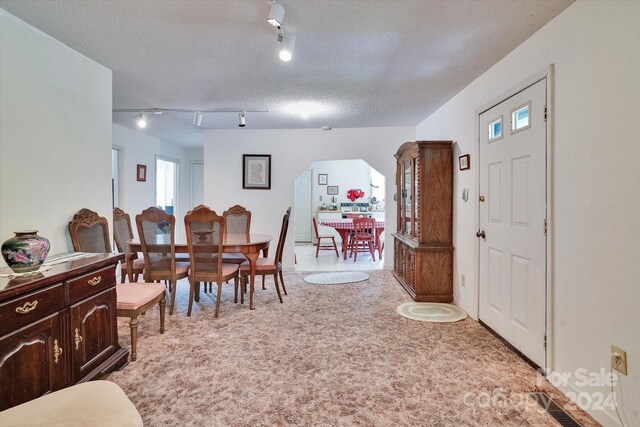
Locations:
475;65;554;374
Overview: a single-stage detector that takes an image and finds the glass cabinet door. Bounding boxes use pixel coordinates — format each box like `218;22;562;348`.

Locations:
413;159;419;238
404;160;412;235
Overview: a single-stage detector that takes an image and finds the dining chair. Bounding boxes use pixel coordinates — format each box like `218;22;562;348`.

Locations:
239;207;291;303
136;206;189;315
312;217;339;257
113;207;144;283
68;208;166;361
222;204;251;264
185;205;239;317
349;217;377;262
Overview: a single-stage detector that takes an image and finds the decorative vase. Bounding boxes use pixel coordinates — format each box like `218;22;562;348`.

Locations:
1;231;50;273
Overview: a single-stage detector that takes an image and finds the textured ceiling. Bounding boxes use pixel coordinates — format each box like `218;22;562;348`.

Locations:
1;0;573;147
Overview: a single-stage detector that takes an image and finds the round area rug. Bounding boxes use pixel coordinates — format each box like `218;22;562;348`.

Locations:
397;302;467;323
303;271;369;285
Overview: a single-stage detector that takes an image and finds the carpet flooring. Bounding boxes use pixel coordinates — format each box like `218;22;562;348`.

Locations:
106;271;599;427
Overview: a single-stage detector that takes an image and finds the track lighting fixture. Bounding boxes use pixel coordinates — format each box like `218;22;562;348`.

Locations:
267;2;285;28
136;112;147;128
193;111;203;127
278;32;295;62
238;111;246;127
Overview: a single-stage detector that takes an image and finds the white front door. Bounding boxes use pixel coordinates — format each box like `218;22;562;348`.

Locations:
478;79;547;367
294;169;312;243
190;161;204;207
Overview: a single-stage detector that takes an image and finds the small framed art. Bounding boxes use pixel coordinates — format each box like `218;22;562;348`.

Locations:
327;186;339;195
137;164;147;182
318;174;328;185
458;154;470;171
243;154;271;189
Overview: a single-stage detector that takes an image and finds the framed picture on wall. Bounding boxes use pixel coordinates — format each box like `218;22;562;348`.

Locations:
318;174;328;185
136;164;147;182
458;154;470;171
327;186;339;195
243;154;271;189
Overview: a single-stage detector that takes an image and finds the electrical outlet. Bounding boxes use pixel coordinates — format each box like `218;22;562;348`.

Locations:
611;345;628;375
461;274;466;287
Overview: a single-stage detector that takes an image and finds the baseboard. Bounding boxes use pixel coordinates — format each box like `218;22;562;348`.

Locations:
547;370;622;427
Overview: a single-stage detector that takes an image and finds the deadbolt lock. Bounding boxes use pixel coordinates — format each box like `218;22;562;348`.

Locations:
479;195;485;202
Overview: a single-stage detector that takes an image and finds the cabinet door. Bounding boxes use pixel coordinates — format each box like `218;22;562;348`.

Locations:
69;288;118;382
0;313;65;410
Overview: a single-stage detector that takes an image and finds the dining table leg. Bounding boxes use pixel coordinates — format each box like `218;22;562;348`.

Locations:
244;251;259;310
338;229;350;260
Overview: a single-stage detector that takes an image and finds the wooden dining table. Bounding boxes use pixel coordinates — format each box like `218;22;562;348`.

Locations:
319;218;385;260
127;233;272;310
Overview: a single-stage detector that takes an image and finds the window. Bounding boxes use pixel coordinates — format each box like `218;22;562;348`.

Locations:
488;116;503;142
156;157;179;215
511;103;531;133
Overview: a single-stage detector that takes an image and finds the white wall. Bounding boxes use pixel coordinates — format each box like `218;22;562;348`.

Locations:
0;10;112;263
203;127;415;269
416;1;640;425
112;124;203;242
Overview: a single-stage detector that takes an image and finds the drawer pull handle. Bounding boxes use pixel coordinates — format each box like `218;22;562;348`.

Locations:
53;339;63;364
87;276;102;286
74;328;83;351
15;300;38;314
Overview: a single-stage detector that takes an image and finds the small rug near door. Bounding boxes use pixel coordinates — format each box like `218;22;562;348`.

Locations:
397;302;467;323
304;272;369;285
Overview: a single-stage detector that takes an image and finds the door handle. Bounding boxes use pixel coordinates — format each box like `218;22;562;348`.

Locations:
476;230;486;239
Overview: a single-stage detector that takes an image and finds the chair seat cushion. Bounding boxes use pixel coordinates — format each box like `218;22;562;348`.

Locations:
191;263;239;279
121;258;145;272
239;257;277;271
117;283;165;311
148;260;190;276
0;380;142;427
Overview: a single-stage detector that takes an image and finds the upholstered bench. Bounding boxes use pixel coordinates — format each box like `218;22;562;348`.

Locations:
116;282;166;361
0;380;142;426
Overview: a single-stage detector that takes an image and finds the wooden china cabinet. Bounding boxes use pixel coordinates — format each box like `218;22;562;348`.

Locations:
393;141;454;302
0;253;128;411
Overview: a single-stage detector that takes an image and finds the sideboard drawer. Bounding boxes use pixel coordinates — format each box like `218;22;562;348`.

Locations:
67;266;115;304
0;283;65;336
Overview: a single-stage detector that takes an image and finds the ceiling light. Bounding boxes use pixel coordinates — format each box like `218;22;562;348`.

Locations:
193;111;203;127
136;112;147;128
321;126;332;131
238;111;246;127
267;2;285;27
278;32;295;62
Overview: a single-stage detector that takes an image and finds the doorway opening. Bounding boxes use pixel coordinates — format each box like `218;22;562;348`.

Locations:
156;156;179;215
293;159;386;272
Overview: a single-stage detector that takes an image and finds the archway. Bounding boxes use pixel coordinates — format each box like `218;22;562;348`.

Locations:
293;159;386;272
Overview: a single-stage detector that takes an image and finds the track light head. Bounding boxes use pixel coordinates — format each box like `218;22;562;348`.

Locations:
267;2;285;28
238;111;246;127
278;32;295;62
136;112;147;128
193;111;203;127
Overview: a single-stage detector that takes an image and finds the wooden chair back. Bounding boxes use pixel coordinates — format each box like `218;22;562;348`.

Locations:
113;207;135;256
223;205;251;238
353;217;376;238
275;207;292;264
68;208;111;253
184;205;225;281
135;206;177;281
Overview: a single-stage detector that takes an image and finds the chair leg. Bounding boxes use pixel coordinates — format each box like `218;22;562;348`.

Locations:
315;239;320;257
273;274;283;303
234;279;238;303
353;239;358;262
369;241;376;261
187;280;194;317
133;274;139;282
169;280;177;315
214;282;223;318
159;296;166;333
279;270;287;295
262;275;266;290
240;276;245;304
120;271;125;283
195;281;201;302
332;237;339;257
129;316;139;362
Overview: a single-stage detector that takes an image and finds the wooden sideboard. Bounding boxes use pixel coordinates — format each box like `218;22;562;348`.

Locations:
393;141;454;302
0;253;128;411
